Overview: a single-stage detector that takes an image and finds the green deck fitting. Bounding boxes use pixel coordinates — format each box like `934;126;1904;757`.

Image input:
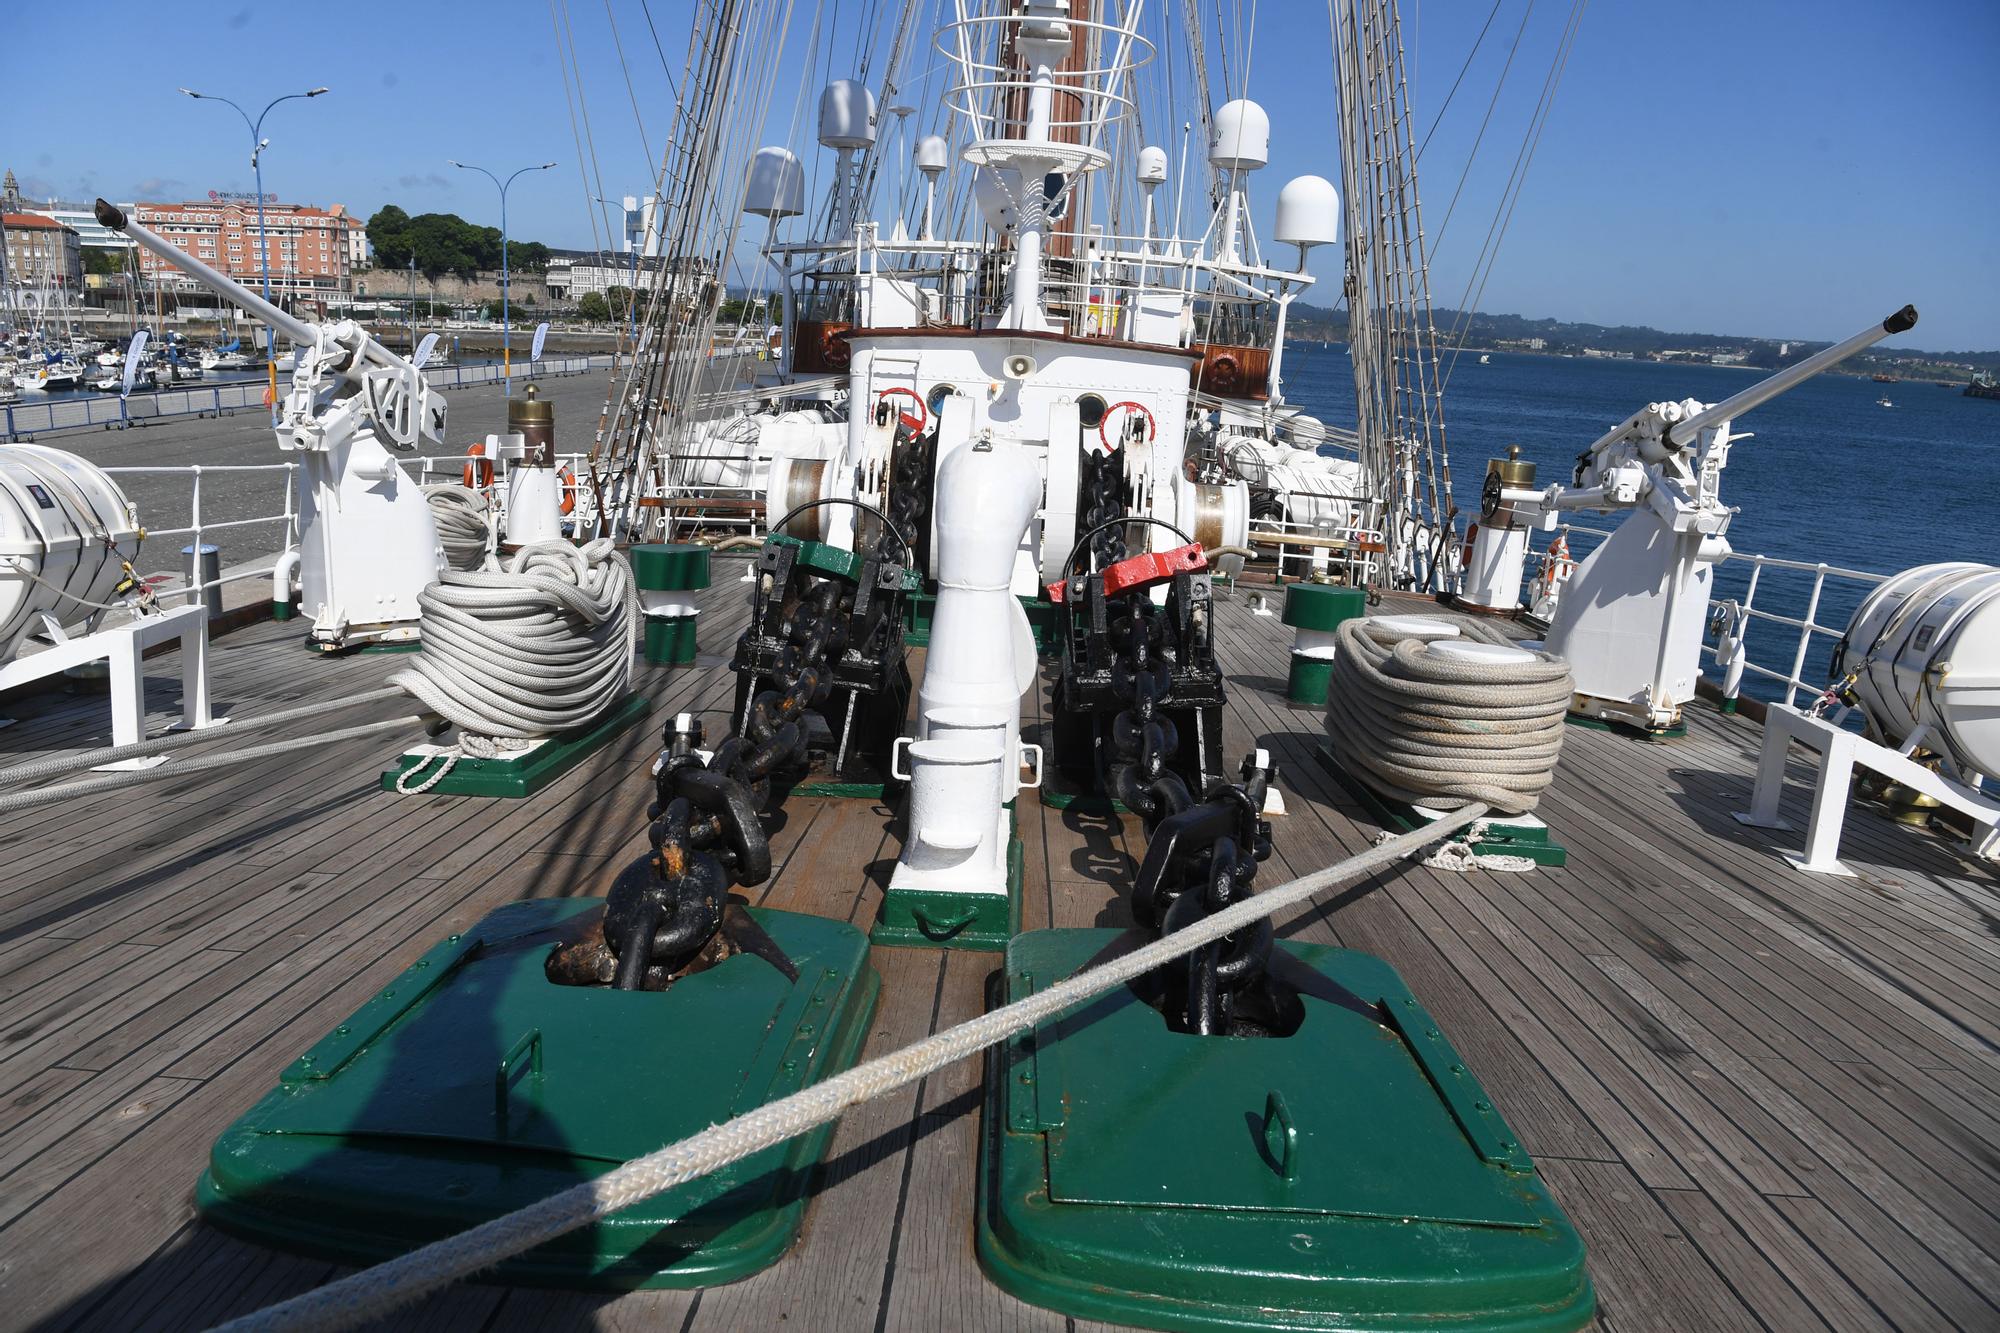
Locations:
1315;744;1567;867
872;817;1022;951
1281;582;1366;632
904;593;1060;655
1284;653;1333;707
270;601;295;621
644;615;699;666
789;776;892;800
979;929;1595;1333
379;693;652;798
197;897;880;1290
1565;712;1688;741
631;543;713;592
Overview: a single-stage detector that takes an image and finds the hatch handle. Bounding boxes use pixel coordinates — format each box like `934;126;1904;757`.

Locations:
912;902;979;939
495;1028;544;1135
1263;1089;1298;1181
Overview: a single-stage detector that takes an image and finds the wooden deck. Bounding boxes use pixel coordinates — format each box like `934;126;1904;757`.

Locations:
1;567;1995;1332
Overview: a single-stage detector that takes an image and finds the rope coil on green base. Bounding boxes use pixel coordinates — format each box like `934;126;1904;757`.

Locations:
1323;615;1571;816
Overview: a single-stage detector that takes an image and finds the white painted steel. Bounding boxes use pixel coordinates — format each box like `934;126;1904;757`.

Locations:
0;445;143;659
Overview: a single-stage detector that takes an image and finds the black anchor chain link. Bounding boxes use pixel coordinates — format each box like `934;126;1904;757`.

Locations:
1072;437;1298;1036
553;413;931;992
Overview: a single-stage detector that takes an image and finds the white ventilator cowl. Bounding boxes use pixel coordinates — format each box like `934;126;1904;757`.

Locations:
818;80;878;149
743;146;806;218
1210;100;1270;170
1274;175;1340;249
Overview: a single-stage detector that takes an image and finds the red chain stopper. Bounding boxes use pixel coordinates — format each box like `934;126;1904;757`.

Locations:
1047;542;1206;604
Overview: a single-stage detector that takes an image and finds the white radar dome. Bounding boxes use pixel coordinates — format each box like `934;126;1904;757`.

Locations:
1274;175;1340;249
1137;145;1169;187
818;80;878;150
1832;562;2000;777
1210;99;1270;171
742;146;806;219
913;134;950;177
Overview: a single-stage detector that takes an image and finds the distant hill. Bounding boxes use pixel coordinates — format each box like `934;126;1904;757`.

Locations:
1286;304;2000;380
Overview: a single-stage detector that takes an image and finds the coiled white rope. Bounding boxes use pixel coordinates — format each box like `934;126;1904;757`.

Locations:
387;540;637;792
211;800;1488;1333
423;484;494;573
1324;614;1571;816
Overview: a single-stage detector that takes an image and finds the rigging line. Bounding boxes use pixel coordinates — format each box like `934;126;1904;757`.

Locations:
1426;0;1533;260
637;0;685;101
1414;0;1503;161
1441;0;1585;391
603;0;657;172
559;0;618;254
1441;0;1581;358
548;0;611;263
1239;0;1260;102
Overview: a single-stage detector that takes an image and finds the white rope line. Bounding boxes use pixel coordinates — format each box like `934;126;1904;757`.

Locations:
213;800;1489;1333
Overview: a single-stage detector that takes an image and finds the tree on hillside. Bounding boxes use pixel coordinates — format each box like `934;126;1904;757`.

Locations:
365;206;554;282
577;292;611;322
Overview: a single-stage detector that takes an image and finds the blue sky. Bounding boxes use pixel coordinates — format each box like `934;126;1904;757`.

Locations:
5;0;1996;349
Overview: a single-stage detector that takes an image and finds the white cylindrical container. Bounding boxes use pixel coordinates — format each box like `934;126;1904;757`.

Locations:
1833;562;2000;777
1463;522;1532;612
903;729;1007;867
0;444;142;660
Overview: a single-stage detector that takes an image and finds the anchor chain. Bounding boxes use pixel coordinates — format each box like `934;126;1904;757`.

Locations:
1071;430;1297;1036
551;417;929;992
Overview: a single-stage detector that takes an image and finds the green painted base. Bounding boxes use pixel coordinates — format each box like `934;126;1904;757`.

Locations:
644;615;699;666
308;638;422;655
1285;654;1333;706
1314;745;1567;867
790;778;890;800
1037;776;1128;816
196;898;879;1289
871;833;1022;952
379;693;652;798
1564;712;1688;741
979;929;1595;1333
905;593;1061;656
270;601;295;622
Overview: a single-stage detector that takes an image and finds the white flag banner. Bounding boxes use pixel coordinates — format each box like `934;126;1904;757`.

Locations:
530;322;550;364
120;330;150;397
413;333;439;370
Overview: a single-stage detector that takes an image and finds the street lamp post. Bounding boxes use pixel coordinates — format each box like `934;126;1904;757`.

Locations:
178;85;329;375
448;158;556;395
593;194;650;341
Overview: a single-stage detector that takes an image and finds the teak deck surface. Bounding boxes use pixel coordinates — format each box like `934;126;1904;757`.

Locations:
0;570;1995;1332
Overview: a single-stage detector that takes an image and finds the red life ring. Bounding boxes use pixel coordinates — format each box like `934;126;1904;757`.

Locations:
1207;352;1243;396
1098;400;1156;452
823;326;851;369
876;386;928;435
463;442;494;488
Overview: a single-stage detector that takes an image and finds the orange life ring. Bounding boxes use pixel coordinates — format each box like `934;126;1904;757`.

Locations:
463;442;494;488
559;463;578;515
1207;352;1243;396
1098;400;1156;452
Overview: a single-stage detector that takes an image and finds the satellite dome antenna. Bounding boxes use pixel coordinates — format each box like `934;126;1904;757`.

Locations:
914;134;949;240
1209;98;1269;264
818;79;878;239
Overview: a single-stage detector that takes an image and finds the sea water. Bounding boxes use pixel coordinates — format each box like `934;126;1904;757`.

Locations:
1287;344;2000;701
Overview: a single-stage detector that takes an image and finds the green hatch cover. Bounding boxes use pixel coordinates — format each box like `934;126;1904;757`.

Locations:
198;899;879;1288
981;928;1594;1333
